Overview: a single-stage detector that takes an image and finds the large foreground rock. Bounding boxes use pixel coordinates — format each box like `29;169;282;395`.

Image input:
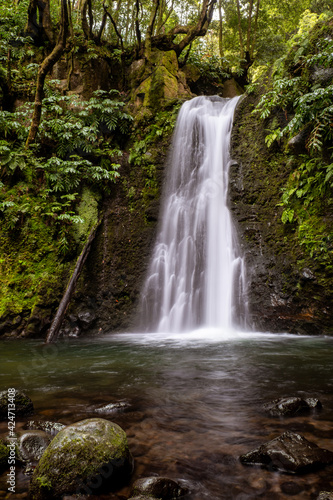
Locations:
30;418;133;499
240;431;333;473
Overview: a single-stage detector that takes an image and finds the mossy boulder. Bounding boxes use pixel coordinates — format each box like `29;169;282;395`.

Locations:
129;49;191;111
0;439;9;473
29;418;134;499
0;390;34;421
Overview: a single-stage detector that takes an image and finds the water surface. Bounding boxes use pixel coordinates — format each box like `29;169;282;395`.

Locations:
0;331;333;499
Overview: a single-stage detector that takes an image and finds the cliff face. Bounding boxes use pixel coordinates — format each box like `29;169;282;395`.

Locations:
230;94;333;335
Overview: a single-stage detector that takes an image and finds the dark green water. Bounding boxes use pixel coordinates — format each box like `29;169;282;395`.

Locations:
0;330;333;499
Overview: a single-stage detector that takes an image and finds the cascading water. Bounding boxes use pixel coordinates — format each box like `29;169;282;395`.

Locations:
141;95;248;333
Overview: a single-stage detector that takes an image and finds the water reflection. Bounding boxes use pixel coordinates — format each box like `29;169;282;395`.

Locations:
0;332;333;499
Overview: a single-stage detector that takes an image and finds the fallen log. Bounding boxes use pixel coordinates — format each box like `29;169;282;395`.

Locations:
45;218;102;344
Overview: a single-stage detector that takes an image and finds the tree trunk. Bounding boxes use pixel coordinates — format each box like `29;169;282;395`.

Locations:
45;219;102;344
218;0;224;59
135;0;142;55
145;0;160;61
236;0;244;59
26;0;54;44
250;0;260;58
25;0;69;148
151;0;217;56
81;0;94;39
246;0;254;54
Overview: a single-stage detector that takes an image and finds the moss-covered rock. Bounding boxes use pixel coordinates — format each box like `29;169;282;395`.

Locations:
29;418;134;499
129;49;191;111
0;390;34;421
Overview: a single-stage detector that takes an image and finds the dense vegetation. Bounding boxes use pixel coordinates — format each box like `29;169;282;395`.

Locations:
254;13;333;267
0;0;332;336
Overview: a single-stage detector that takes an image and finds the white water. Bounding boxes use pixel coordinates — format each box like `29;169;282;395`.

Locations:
141;95;248;333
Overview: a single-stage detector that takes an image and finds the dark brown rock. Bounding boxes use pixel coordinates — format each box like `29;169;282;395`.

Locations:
240;431;333;473
263;397;322;417
131;477;189;499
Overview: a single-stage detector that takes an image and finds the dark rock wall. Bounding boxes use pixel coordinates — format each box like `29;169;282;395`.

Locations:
67;135;170;335
230;94;333;335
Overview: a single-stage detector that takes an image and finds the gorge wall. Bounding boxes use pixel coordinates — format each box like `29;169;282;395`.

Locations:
230;93;333;335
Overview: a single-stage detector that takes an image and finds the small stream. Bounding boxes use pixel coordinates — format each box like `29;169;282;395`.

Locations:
1;330;333;499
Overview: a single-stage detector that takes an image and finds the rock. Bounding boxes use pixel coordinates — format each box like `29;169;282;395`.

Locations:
317;493;333;500
0;439;9;473
131;476;189;499
26;420;66;436
287;125;311;154
29;418;134;499
280;481;304;495
263;397;322;417
94;402;130;414
16;430;51;463
310;67;333;86
304;397;322;409
240;431;333;473
128;496;159;500
0;390;34;421
77;310;96;328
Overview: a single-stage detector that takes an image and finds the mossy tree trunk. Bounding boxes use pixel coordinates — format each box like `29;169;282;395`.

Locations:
25;0;69;149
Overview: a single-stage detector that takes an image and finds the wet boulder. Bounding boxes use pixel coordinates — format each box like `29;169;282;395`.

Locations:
26;420;66;436
263;397;322;417
131;476;189;499
16;430;51;463
0;390;34;421
240;431;333;473
29;418;134;499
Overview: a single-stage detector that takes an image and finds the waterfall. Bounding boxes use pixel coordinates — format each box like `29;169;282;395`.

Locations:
141;95;248;333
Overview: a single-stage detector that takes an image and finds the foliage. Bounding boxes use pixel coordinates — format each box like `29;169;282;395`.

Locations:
255;14;333;263
181;38;231;80
0;87;132;261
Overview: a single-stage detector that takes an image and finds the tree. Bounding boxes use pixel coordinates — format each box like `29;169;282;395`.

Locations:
26;0;54;44
26;0;70;148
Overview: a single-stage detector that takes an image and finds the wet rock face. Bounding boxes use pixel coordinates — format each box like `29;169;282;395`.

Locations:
230;93;333;335
0;390;34;421
131;476;189;499
240;431;333;473
29;418;134;499
262;397;322;417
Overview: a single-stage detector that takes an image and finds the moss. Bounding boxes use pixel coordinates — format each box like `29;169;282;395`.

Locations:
73;187;99;245
0;439;9;473
30;418;133;499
